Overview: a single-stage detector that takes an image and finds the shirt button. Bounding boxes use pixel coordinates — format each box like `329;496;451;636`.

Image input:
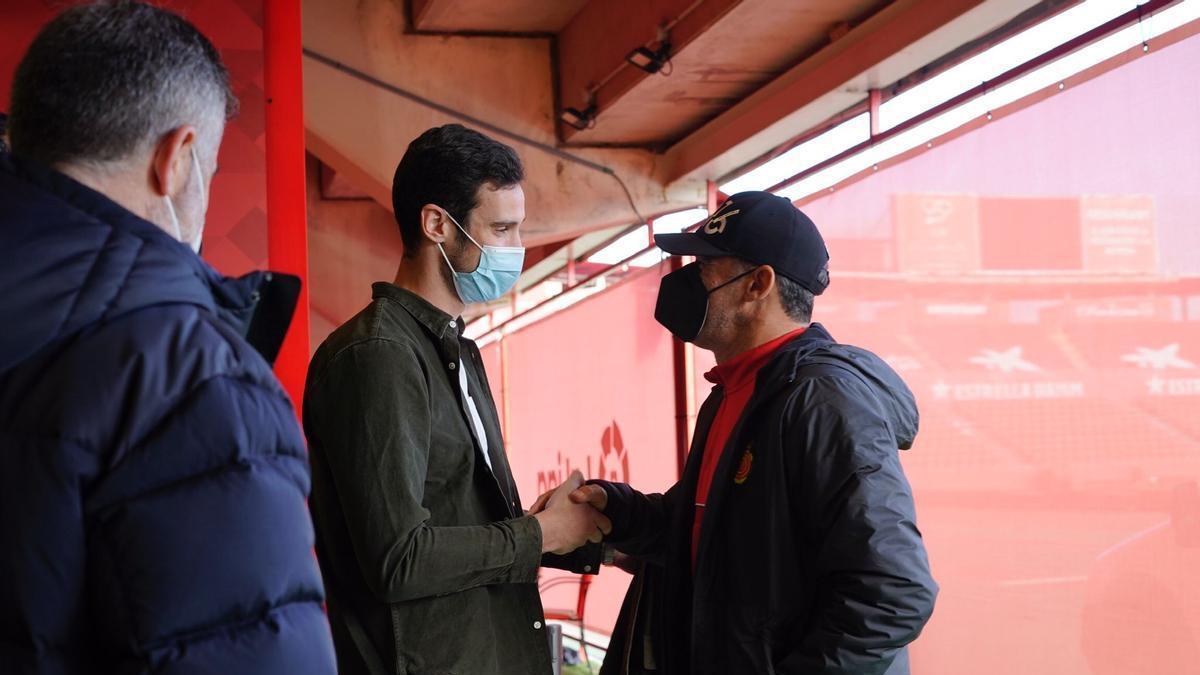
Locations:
533;621;543;630
583;565;593;573
448;362;457;371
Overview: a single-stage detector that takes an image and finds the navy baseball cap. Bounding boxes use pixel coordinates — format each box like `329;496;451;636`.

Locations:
654;191;830;295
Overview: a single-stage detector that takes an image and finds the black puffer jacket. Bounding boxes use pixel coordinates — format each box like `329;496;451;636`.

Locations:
0;153;335;674
595;324;937;675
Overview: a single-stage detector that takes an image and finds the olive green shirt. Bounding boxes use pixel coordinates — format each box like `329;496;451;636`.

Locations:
304;283;594;675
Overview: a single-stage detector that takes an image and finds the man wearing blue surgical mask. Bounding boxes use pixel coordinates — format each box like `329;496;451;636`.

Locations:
0;3;334;673
303;124;610;675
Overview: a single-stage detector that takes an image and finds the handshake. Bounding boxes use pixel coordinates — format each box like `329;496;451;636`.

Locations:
529;470;611;555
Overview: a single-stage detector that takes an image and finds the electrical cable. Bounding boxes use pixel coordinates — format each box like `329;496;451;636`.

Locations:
302;48;647;225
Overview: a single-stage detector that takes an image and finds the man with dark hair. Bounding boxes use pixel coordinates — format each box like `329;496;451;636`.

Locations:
304;123;610;675
0;3;335;673
567;191;938;674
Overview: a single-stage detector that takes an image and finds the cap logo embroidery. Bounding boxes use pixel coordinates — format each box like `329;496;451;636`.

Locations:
704;205;740;234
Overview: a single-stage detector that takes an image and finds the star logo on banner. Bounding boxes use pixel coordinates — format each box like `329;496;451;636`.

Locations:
969;347;1041;373
1122;344;1195;370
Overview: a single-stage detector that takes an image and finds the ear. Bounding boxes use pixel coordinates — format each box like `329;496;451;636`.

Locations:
151;126;196;198
745;264;776;302
419;204;452;245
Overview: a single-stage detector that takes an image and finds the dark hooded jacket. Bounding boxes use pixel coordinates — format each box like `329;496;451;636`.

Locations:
0;153;335;674
595;325;937;675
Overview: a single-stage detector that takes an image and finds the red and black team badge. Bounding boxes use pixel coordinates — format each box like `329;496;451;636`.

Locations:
734;445;753;484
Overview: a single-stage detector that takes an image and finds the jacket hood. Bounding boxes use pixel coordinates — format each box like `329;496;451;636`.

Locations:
0;153;268;375
772;323;920;450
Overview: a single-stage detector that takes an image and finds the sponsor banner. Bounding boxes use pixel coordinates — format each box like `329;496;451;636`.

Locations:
1081;194;1158;274
1144;375;1200;396
1116;342;1197;372
1105;341;1200;396
894;193;982;274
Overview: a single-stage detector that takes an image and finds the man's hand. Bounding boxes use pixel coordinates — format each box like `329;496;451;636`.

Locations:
532;471;612;555
526;487;555;515
526;470;583;515
568;484;608;512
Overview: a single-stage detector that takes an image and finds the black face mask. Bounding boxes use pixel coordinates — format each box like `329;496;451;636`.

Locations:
654;262;755;342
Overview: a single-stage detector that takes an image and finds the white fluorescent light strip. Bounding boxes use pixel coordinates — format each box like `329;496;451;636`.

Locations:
652;207;710;234
586;225;650;265
724;1;1185;199
587;206;710;267
879;0;1138;131
775;0;1199;202
476;205;712;344
488;277;610;340
719;113;871;194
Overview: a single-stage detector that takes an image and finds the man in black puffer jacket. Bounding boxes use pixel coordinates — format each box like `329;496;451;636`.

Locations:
569;192;937;674
0;3;335;673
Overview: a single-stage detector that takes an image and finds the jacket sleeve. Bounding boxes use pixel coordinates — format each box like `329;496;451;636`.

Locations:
776;376;938;675
542;543;603;574
586;479;680;565
305;338;543;604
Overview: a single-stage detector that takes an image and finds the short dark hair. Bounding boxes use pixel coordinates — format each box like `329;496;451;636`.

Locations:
733;257;816;323
8;1;236;167
776;273;815;323
391;124;524;256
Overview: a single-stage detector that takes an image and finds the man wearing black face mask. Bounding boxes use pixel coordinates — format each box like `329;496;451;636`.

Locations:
569;191;938;675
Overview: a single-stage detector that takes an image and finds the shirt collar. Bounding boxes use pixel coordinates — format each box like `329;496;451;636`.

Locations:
705;327;808;391
371;282;465;340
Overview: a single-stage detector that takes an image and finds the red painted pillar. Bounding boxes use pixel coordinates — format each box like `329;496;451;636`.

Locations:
669;250;690;479
263;0;309;412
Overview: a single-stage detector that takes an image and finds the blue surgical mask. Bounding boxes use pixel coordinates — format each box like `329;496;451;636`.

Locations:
436;210;525;304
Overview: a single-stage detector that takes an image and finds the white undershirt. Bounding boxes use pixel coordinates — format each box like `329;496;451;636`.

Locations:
457;356;492;472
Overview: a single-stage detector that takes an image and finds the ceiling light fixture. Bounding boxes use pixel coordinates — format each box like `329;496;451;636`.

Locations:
625;40;672;74
559;104;597;131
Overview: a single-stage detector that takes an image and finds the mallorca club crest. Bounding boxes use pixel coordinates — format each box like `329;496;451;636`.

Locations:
734;445;753;485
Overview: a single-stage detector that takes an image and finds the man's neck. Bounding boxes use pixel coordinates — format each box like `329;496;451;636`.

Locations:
392;252;466;319
711;319;808;365
56;161;158;227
